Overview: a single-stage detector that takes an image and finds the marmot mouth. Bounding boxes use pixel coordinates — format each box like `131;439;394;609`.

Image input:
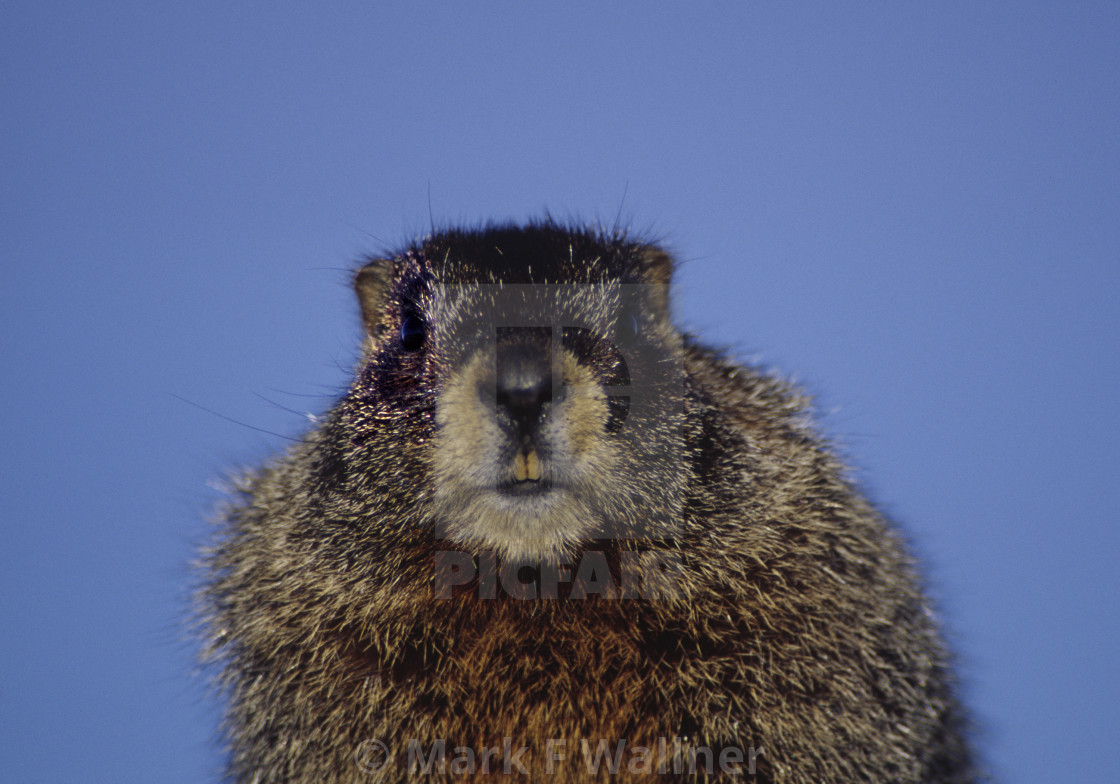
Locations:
495;478;554;497
510;447;542;482
496;447;551;495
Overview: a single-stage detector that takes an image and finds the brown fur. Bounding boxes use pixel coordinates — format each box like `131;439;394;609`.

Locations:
200;221;976;782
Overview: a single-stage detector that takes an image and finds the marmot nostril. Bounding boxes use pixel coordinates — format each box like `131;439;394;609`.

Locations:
494;329;554;433
495;380;551;433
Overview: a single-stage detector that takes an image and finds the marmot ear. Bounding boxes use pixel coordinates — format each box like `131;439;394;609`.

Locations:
638;245;674;316
354;258;395;338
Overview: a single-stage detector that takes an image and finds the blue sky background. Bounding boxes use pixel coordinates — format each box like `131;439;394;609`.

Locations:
3;2;1117;781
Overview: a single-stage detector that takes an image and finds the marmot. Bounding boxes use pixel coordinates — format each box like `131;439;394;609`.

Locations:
200;222;977;782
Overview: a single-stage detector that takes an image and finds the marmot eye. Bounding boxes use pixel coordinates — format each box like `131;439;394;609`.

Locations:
399;312;426;351
618;312;640;346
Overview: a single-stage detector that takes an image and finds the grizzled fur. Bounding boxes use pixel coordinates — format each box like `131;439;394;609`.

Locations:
200;222;976;782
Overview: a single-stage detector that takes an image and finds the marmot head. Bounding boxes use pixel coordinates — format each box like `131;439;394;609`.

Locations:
346;223;689;562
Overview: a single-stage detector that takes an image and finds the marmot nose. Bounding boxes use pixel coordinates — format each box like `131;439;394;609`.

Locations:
494;328;554;434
